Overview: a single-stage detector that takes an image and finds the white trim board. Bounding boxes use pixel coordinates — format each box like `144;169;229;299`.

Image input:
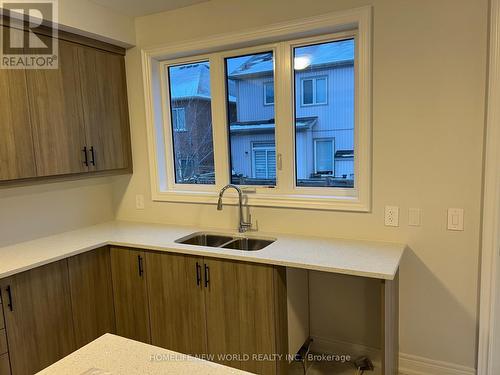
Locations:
478;0;500;373
310;336;476;375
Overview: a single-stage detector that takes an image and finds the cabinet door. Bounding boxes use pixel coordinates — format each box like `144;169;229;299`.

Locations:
110;247;150;343
204;259;282;375
26;37;88;177
68;247;116;347
0;29;36;181
78;46;131;172
146;252;207;355
0;260;76;375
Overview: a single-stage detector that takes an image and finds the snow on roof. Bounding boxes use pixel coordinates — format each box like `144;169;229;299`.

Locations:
229;117;317;133
168;62;237;102
229;39;354;78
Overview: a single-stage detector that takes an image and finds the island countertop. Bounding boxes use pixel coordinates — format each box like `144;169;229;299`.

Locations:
36;333;252;374
0;220;405;280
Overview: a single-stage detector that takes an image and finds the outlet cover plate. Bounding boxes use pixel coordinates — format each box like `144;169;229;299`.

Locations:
385;206;399;227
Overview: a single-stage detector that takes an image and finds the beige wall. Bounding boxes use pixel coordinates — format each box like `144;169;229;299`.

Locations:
58;0;135;45
115;0;488;369
0;178;115;247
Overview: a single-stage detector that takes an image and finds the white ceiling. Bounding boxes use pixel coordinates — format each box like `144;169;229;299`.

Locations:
90;0;211;17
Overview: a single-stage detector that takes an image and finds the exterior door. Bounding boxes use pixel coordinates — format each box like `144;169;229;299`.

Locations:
204;258;278;375
110;247;151;343
0;260;76;375
146;252;207;355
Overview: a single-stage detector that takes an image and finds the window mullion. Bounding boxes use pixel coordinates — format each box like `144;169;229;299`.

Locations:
274;42;294;194
209;53;230;189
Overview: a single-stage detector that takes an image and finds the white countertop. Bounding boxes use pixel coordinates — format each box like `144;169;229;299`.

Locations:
37;333;252;375
0;220;405;280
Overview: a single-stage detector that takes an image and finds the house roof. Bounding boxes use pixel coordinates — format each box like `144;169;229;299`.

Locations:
169;62;236;102
229;117;317;133
229;38;354;78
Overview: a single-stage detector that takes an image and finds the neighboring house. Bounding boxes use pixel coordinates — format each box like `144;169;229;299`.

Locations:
169;39;354;186
228;39;355;186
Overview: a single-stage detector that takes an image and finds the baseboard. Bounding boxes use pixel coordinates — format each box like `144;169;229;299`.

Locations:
310;336;476;375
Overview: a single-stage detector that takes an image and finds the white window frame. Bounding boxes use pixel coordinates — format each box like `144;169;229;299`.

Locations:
313;138;335;175
263;81;274;105
142;6;372;211
171;107;186;131
301;76;328;106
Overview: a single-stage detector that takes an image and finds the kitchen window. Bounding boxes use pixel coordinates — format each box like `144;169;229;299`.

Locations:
147;7;372;211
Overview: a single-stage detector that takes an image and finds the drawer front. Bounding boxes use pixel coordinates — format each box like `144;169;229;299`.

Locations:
0;354;10;375
0;330;6;355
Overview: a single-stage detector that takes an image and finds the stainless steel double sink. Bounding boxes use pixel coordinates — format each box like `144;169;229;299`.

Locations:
175;232;275;251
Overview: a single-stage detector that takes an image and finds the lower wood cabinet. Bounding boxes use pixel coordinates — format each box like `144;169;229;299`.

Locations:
0;260;76;375
68;247;116;347
144;251;288;375
0;247;288;375
110;247;151;344
146;252;207;355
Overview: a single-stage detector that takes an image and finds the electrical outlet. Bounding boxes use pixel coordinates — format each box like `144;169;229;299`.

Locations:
135;194;145;210
385;206;399;227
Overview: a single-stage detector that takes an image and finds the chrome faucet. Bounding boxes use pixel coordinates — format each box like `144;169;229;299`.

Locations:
217;184;252;233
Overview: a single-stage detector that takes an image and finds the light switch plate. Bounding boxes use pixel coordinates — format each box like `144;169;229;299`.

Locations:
408;208;422;226
447;208;464;231
385;206;399;227
135;194;145;210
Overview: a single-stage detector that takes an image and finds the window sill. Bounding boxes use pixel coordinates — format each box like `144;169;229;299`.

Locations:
152;190;370;212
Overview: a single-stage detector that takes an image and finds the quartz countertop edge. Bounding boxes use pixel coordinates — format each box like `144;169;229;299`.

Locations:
0;220;405;280
36;333;252;374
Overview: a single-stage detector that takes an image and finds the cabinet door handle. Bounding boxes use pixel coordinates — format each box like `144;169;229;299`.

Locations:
89;146;96;166
5;286;13;311
204;264;210;288
82;147;89;166
196;262;202;286
138;255;144;277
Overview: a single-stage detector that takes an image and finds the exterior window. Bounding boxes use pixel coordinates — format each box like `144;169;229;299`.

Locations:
314;139;334;174
225;51;276;186
167;61;215;184
263;81;274;105
172;107;186;131
295;38;355;188
252;142;276;179
301;77;328;106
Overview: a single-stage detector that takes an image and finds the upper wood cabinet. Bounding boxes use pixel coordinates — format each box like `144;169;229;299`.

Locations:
0;26;132;183
0;260;76;375
78;46;131;171
0;27;36;181
68;247;116;347
26;37;88;177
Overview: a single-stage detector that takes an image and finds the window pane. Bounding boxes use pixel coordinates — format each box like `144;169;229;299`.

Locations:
226;52;276;186
302;79;313;105
264;82;274;104
316;78;327;104
294;38;355;188
168;61;215;184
